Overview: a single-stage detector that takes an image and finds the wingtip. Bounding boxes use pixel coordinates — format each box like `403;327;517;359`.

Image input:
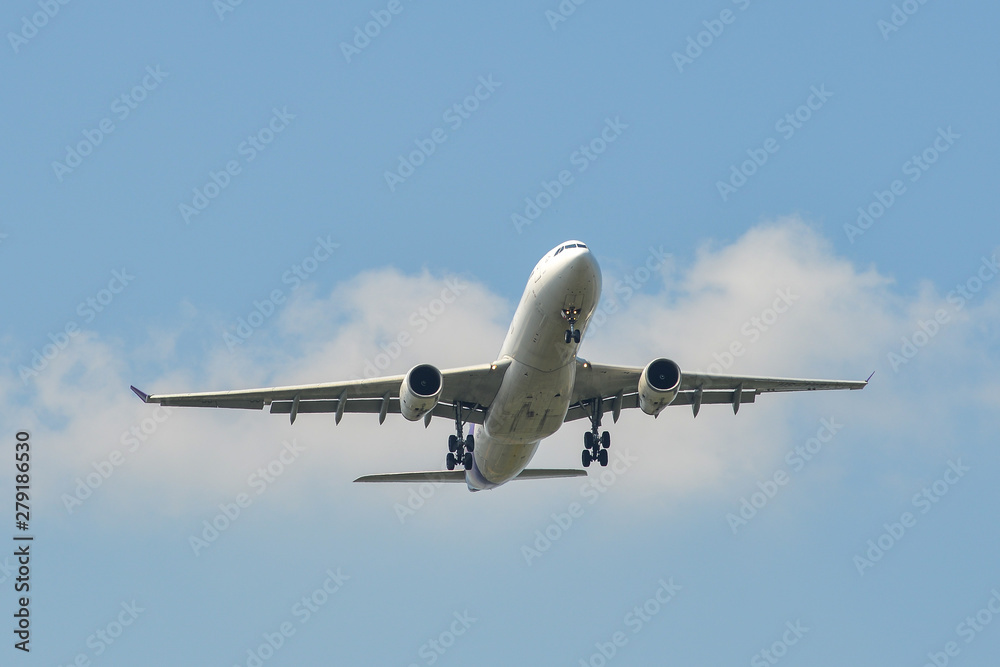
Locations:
130;385;150;403
865;370;876;384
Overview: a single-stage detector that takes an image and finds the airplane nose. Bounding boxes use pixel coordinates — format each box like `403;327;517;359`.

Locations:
563;247;601;296
570;246;600;279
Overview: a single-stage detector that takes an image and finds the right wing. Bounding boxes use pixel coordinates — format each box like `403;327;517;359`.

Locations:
131;359;511;425
567;361;868;421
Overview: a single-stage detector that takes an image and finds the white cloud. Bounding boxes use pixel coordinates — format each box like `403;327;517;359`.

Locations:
5;218;998;526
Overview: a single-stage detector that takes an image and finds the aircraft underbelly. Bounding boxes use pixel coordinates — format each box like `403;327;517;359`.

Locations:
475;359;575;484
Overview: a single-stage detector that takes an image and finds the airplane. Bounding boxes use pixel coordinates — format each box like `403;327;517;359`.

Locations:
131;240;868;491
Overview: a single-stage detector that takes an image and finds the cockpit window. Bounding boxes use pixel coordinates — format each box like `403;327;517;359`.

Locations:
556;242;587;255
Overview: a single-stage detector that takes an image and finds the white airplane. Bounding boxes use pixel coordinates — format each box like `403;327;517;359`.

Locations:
131;240;868;491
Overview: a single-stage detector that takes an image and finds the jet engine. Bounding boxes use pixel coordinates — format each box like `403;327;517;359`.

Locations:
399;364;443;421
638;358;682;416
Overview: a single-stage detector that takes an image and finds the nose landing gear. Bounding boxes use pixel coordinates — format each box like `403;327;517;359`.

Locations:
562;308;582;344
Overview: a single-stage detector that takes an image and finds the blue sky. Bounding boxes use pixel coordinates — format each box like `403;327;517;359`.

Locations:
2;1;999;665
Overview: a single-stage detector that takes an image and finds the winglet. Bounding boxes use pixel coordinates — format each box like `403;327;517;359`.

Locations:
865;370;876;384
130;385;150;403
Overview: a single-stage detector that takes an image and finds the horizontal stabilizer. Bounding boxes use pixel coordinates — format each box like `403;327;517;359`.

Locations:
354;469;587;483
354;471;467;483
514;469;587;480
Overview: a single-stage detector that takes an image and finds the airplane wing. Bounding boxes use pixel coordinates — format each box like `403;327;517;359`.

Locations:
131;359;511;426
566;361;868;422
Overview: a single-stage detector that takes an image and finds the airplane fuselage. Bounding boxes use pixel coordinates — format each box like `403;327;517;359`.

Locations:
468;242;601;490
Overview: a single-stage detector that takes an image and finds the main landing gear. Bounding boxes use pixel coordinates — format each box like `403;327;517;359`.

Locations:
581;398;610;468
445;404;475;471
562;307;581;344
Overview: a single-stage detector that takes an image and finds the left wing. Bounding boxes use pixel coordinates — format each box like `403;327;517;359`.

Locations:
131;360;511;425
567;361;868;422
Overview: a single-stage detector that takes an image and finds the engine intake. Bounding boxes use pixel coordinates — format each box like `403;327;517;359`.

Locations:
638;358;682;416
399;364;443;421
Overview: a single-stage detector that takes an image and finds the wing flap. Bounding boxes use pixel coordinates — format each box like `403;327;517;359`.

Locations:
680;372;868;393
269;398;487;424
564;390;757;422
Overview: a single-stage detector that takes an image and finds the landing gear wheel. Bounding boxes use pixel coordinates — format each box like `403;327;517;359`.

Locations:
601;431;611;448
565;330;572;344
598;448;609;467
573;329;581;343
448;435;458;452
465;434;475;452
446;453;456;470
463;452;473;470
584;431;594;448
582;449;592;467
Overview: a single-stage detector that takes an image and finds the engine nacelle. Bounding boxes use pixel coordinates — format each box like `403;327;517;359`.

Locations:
638;358;682;416
399;364;443;421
